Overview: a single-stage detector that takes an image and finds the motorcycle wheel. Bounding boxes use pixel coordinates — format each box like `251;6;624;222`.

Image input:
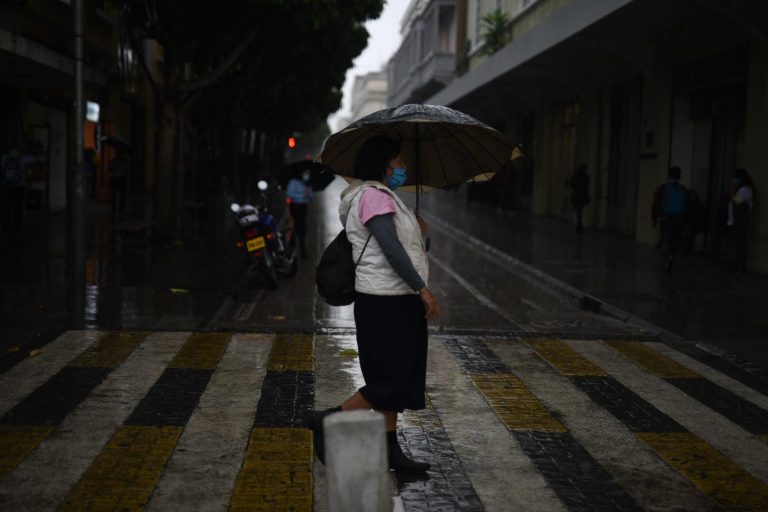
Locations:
276;254;299;277
262;249;279;289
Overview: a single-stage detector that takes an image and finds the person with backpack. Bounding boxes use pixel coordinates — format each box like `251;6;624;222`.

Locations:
308;136;439;473
652;166;691;271
727;168;755;273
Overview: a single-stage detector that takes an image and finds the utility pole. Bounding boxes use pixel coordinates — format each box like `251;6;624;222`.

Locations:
70;0;86;327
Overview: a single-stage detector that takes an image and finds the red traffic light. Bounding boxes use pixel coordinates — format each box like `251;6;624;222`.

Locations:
288;136;296;148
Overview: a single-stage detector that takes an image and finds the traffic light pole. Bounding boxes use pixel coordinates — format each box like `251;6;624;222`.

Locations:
70;0;86;327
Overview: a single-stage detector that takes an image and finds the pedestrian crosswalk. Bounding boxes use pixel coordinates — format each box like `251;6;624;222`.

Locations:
0;330;766;511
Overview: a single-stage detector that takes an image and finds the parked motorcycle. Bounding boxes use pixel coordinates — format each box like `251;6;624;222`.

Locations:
231;180;298;289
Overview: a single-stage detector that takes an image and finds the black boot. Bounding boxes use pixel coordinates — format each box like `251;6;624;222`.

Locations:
387;431;430;473
306;407;341;464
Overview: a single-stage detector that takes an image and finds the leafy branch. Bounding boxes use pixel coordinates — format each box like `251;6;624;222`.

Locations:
481;8;511;56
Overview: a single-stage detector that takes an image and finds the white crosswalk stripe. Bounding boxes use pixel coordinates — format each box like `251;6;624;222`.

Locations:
147;333;273;512
489;339;718;511
0;330;102;417
1;330;767;511
0;331;189;511
569;339;768;483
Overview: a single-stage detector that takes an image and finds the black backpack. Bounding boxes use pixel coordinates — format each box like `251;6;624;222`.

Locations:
315;230;372;306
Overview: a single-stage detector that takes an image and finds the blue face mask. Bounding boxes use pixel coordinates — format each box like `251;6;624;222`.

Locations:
386;167;407;191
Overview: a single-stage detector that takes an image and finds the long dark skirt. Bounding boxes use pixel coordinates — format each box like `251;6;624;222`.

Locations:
353;293;428;412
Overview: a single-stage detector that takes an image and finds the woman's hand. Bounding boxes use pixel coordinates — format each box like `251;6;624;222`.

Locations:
419;287;440;320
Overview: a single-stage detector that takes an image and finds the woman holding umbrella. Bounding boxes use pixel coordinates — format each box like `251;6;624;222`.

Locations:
308;135;439;473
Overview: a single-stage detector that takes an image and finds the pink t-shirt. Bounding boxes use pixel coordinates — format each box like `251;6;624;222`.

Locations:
359;188;396;225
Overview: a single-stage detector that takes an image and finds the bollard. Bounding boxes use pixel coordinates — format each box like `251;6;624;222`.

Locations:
324;410;389;512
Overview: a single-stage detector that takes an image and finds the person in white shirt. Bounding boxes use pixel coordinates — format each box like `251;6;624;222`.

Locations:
727;168;755;273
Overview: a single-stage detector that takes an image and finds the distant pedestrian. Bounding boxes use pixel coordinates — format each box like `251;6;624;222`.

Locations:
109;150;129;217
491;160;518;212
652;166;691;272
727;168;755;273
83;148;96;202
569;163;590;233
285;169;314;258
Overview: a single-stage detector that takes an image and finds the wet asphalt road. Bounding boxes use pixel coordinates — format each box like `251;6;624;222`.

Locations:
210;177;640;340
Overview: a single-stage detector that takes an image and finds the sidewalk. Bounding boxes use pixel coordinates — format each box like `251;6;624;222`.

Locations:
0;197;242;369
415;187;768;369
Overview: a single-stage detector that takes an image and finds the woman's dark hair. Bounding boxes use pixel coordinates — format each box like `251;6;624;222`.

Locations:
353;136;401;181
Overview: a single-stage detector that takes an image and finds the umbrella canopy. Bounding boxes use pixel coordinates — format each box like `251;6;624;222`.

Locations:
278;160;336;191
318;104;519;201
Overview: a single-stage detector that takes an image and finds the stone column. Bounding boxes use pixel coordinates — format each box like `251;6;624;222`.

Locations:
324;410;389;512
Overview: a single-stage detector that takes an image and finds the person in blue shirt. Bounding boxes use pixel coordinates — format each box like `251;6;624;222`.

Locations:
286;170;314;258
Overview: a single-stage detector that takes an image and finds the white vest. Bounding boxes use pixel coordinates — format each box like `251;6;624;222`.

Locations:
339;180;429;295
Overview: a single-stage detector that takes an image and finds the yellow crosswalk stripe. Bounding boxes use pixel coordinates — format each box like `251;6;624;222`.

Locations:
605;341;700;379
67;331;149;368
638;432;768;511
533;338;768;511
169;332;230;369
229;428;313;512
526;338;607;376
472;373;567;432
267;334;313;372
0;425;54;480
60;426;182;511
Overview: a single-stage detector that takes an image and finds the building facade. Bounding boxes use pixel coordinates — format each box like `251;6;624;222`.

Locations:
1;0;152;213
411;0;768;273
387;0;457;107
350;70;388;123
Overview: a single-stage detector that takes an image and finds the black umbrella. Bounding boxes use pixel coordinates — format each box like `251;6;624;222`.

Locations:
318;104;520;207
278;160;336;192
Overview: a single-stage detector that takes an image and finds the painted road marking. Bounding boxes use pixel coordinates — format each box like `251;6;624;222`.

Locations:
168;332;230;369
60;426;182;511
0;332;189;511
472;373;567;432
146;334;273;512
0;331;148;484
571;340;768;486
493;338;716;511
230;428;313;512
531;338;768;511
0;330;102;416
230;333;315;511
609;341;768;438
0;425;53;480
425;338;566;511
527;338;607;377
267;333;314;372
444;337;640;510
638;432;768;511
606;341;700;379
60;332;222;510
649;342;768;416
67;331;148;368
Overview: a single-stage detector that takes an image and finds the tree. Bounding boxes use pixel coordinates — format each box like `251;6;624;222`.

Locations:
119;0;384;234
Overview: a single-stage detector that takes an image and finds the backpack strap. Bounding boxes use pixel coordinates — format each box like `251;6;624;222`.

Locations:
355;233;373;269
342;185;375;269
